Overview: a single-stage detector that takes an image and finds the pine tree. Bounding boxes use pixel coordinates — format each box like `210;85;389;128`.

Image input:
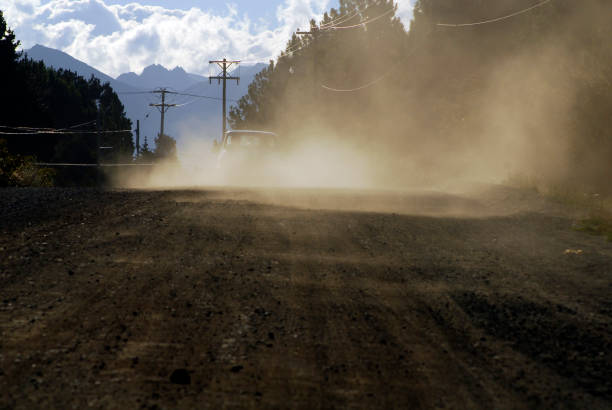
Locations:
0;10;19;64
139;136;155;163
153;133;177;162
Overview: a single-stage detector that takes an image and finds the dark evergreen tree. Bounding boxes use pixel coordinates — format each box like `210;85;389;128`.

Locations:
0;8;135;185
153;133;177;162
138;136;154;162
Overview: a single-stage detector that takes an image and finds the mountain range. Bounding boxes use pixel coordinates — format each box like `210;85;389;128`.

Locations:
116;65;206;91
24;44;266;152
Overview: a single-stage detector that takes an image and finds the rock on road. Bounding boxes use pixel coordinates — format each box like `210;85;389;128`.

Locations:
0;186;611;409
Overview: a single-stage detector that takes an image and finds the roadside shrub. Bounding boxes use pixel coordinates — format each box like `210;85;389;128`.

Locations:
0;139;55;187
12;161;55;187
575;214;612;242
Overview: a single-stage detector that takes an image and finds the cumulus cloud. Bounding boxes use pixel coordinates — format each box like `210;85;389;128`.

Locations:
1;0;415;77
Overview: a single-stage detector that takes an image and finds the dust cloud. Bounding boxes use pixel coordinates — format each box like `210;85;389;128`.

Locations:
118;133;380;190
116;1;610;205
118;51;577;196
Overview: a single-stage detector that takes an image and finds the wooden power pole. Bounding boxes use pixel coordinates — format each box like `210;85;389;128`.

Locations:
149;88;177;139
135;119;140;157
209;58;240;140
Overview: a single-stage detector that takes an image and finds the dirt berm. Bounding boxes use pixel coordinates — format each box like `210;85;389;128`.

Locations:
0;186;610;408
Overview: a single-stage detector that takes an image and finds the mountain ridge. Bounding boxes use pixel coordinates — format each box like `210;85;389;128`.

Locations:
24;44;138;93
23;44;267;150
116;64;208;91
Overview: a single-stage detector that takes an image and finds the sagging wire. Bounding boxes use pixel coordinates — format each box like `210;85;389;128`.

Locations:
322;0;554;92
0;125;54;131
0;119;97;132
319;9;361;29
117;90;228;102
320;24;436;93
0;129;132;136
319;8;361;27
238;4;377;64
34;163;154;167
323;7;396;31
437;0;553;27
320;0;393;30
174;98;202;108
116;91;157;95
238;4;382;65
321;70;393;92
169;91;238;103
58;120;97;130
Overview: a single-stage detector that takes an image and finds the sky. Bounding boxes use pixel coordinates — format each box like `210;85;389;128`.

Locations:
0;0;415;78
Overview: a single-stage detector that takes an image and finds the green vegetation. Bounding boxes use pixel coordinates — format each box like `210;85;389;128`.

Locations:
506;174;612;240
153;133;178;162
0;10;134;186
0;139;54;187
575;215;612;242
553;189;612;241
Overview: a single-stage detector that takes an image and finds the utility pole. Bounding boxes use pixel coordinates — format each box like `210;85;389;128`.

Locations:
149;88;177;139
96;100;103;186
135;119;140;158
209;58;240;141
96;116;101;186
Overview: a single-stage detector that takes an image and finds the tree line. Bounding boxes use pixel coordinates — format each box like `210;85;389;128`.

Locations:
0;10;177;186
230;0;612;193
0;10;134;185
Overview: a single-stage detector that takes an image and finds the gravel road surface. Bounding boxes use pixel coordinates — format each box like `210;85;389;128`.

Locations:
1;186;610;409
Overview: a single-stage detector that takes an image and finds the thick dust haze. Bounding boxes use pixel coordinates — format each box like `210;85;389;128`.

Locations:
117;0;611;199
120;134;380;189
119;51;576;195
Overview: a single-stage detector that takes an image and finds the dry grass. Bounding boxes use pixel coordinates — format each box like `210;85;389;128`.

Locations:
506;174;612;241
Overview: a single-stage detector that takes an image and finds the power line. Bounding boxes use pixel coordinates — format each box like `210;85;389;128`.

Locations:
323;7;395;31
0;129;132;135
320;9;360;28
118;89;227;101
0;125;54;131
174;98;201;108
0;119;96;131
116;91;156;95
268;7;396;66
319;9;361;29
279;7;398;94
320;0;552;91
319;2;389;29
321;70;393;92
277;10;344;40
167;91;238;102
59;120;97;130
236;7;371;65
35;163;154;167
437;0;553;27
236;5;376;65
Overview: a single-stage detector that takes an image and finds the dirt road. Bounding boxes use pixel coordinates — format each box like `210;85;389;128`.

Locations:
1;186;610;409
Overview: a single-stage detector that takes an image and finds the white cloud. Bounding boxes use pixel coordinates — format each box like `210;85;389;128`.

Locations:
1;0;415;78
395;0;416;27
